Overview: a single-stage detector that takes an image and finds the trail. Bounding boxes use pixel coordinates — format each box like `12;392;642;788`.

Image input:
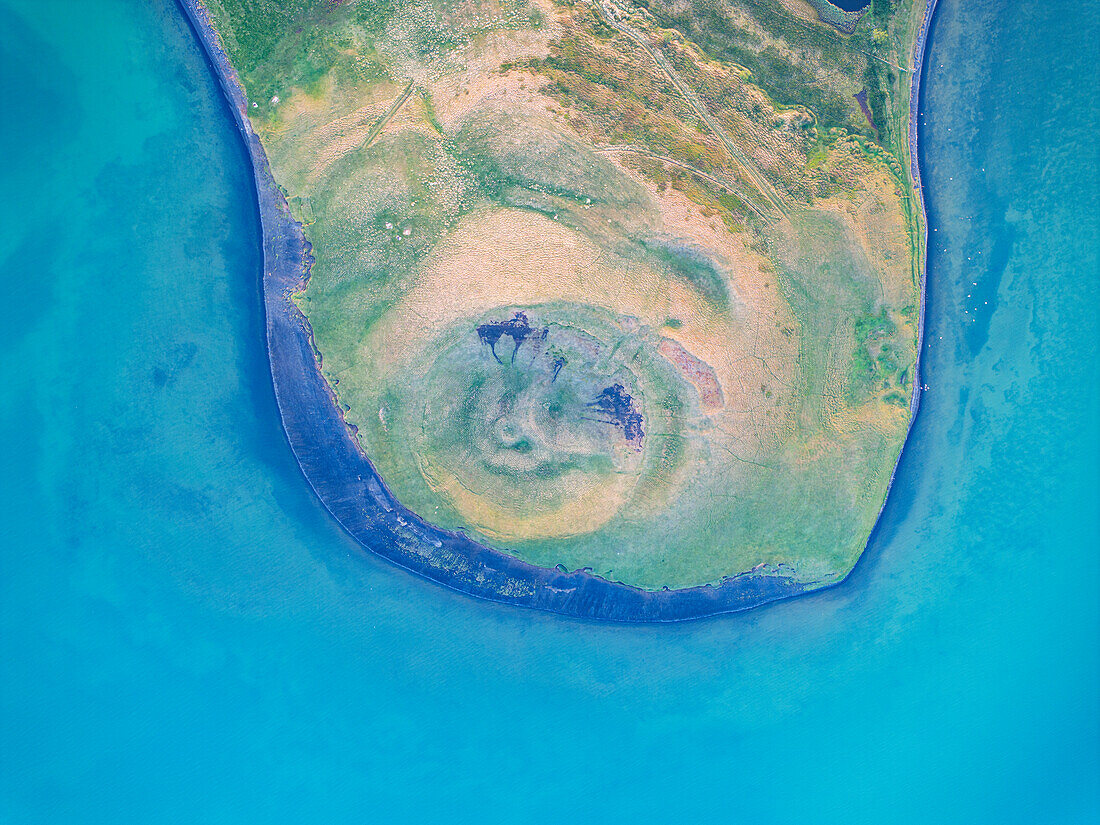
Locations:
590;0;789;217
363;80;415;149
597;144;768;218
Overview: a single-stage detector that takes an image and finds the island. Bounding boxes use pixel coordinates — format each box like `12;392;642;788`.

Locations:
180;0;935;620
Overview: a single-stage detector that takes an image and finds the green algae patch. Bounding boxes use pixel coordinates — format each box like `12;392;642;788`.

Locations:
203;0;928;591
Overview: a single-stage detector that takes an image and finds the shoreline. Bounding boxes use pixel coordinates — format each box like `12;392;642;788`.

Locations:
176;0;937;622
868;0;938;553
910;0;938;421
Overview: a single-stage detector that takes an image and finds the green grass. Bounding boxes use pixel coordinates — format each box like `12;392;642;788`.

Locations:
639;241;730;308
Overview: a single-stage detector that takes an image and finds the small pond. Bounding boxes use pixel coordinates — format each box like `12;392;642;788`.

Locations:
828;0;872;12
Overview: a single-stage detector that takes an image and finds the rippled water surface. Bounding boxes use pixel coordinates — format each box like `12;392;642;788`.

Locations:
1;0;1097;821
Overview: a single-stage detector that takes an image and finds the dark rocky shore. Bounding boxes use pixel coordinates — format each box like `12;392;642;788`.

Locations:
176;0;935;622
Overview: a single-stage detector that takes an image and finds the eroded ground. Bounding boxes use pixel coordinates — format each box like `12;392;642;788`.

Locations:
204;0;926;589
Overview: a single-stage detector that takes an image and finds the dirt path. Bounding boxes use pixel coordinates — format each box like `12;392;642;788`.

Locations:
597;144;769;218
591;0;789;217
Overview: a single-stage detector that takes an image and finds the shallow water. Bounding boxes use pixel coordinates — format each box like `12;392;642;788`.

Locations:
1;0;1097;822
827;0;871;12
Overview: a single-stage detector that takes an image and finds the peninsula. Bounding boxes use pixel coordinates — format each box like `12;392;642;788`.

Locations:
181;0;934;620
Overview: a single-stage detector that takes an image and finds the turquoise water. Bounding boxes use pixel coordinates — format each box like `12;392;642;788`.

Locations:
1;0;1097;821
